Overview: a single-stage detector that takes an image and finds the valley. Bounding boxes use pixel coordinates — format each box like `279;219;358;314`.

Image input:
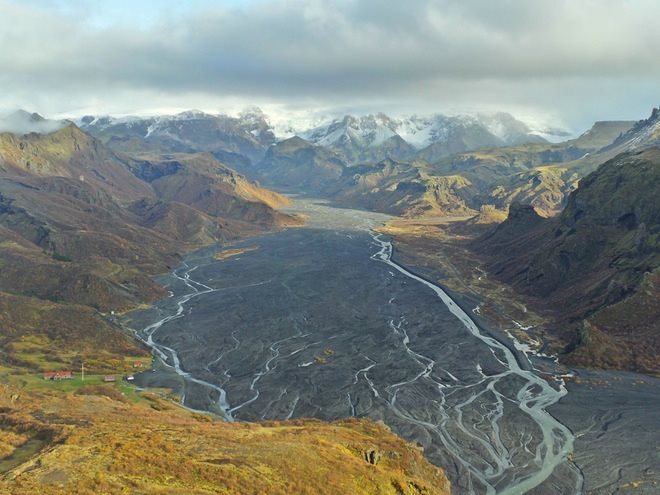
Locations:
0;108;658;494
3;3;659;494
122;198;659;494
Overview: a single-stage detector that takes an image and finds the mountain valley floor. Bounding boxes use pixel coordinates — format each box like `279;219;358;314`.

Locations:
123;197;660;494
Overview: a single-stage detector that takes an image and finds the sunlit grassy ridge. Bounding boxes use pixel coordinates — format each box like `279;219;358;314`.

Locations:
0;385;449;495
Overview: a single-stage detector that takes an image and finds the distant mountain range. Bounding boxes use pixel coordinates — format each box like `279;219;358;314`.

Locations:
5;106;654;221
78;109;276;167
70;108;571;166
299;112;555;163
2;107;576;172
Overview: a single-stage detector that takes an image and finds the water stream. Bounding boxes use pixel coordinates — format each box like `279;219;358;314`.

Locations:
129;199;583;494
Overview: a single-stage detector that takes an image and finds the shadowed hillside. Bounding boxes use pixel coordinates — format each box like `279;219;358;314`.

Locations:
474;148;660;373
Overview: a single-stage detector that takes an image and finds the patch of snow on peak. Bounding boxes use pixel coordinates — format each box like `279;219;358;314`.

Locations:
300;114;399;149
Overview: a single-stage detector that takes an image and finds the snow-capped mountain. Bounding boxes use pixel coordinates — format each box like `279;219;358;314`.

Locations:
79;109;276;165
298;112;551;163
605;107;660;151
301;113;399;148
76;107;572;166
303;112;549;149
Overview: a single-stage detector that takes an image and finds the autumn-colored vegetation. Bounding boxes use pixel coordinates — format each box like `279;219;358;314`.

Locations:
0;384;449;495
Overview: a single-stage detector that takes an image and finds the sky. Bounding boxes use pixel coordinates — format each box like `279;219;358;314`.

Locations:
1;0;659;133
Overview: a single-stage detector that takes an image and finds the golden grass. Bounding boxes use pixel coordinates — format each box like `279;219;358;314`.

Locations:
0;384;450;495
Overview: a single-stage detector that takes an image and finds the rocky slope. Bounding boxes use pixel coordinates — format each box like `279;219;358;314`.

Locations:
474;148;660;373
604;107;660;152
0;124;153;201
257;137;476;216
124;152;293;227
79;109;563;171
74;107;634;219
426;119;636;216
257;116;639;218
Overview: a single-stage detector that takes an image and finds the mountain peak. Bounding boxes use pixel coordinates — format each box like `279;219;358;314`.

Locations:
271;135;313;154
507;201;542;223
0;110;68;135
605;106;660;151
7;109;46;122
174;109;211;119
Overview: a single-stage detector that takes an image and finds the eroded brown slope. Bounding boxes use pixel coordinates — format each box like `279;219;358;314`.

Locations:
0;125;298;376
125;152;294;226
0;126;297;310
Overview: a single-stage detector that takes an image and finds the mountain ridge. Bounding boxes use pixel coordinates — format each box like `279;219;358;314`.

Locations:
473;148;660;373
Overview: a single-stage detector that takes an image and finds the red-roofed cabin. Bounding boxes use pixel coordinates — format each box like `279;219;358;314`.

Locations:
133;362;144;368
43;371;73;380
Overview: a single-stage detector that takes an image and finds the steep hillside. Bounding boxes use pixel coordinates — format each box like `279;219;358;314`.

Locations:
604;107;660;151
124;152;293;227
258;138;476;216
0;291;144;373
257;136;347;194
0;125;296;372
0;124;153;201
339;160;476;217
474;148;660;373
259;116;639;218
299;114;416;163
0;175;175;310
426;119;636;216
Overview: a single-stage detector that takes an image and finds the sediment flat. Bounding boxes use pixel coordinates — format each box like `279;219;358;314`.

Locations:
124;198;659;495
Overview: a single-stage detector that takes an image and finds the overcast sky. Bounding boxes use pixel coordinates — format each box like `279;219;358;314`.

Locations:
1;0;659;132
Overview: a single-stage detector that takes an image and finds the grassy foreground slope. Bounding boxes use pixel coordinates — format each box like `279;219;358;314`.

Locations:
0;385;449;495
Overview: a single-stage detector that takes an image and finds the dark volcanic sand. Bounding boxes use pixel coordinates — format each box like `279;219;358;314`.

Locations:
123;199;659;495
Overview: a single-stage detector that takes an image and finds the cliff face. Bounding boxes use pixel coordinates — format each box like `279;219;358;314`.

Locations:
474;148;660;373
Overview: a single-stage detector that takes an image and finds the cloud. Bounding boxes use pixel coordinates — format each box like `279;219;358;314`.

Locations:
0;0;658;130
0;110;67;135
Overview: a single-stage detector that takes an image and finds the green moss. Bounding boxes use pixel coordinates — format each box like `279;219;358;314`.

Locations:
51;252;73;262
